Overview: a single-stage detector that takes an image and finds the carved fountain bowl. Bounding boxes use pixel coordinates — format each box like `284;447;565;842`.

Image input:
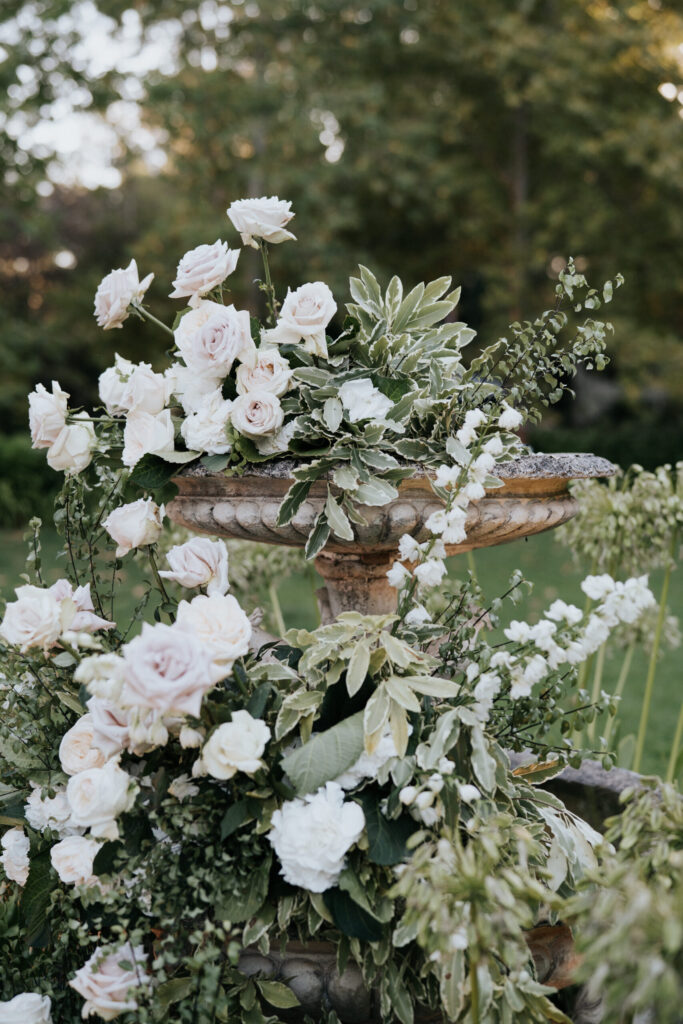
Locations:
167;453;617;557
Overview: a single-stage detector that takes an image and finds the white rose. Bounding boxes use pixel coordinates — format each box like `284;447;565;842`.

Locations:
25;785;81;838
176;593;252;682
158;537;229;595
103;498;165;557
0;993;52;1024
122;409;174;468
75;653;126;702
169;240;239;308
126;709;170;755
87;698;130;758
339;378;393;423
165;362;223;416
175;301;256;375
98;357;168;416
236;348;292;397
1;828;30;886
268;782;365;892
47;414;96;475
201;710;270;780
59;715;108;776
94;259;154;330
69;945;149;1021
48;580;114;634
179;725;204;748
66;760;138;839
264;282;336;358
50;835;100;886
227;196;296;248
0;584;66;652
180;390;233;455
230;391;284;438
121;621;214;717
28;381;69;449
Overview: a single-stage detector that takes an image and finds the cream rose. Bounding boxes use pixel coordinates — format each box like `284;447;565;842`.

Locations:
122;409;174;468
201;711;270;780
158;537;229;596
47;414;96;475
236;348;292;397
103;498;165;557
98;357;168;416
339;378;393;423
59;715;108;776
169;240;239;307
268;783;365;892
69;945;149;1021
230;391;284;438
74;653;126;703
94;259;154;330
227;196;295;248
175;301;256;376
0;584;66;652
48;580;114;634
66;760;138;839
0;993;52;1024
120;621;214;717
28;381;69;449
25;785;81;838
87;697;130;759
254;419;300;457
1;828;30;886
176;593;252;682
264;282;336;358
50;835;100;886
180;390;232;455
165;362;223;416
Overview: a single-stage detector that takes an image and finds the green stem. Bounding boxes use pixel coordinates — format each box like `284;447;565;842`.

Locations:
666;698;683;784
131;302;175;338
470;956;480;1024
147;547;175;622
633;531;678;774
603;641;635;747
466;549;478;585
268;582;287;637
258;240;278;326
587;641;607;743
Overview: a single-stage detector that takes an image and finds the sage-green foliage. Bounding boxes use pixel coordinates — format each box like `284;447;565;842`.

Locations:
569;785;683;1022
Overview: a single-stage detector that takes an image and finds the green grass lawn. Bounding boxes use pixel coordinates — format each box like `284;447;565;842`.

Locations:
1;525;680;781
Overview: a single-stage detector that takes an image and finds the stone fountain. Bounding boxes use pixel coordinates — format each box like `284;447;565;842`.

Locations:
166;451;620;1023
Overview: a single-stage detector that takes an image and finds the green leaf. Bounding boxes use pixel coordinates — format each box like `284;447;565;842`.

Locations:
221;799;256;840
354;478;399;507
281;711;365;795
393;283;425;333
216;855;271;923
21;850;55;946
439;950;465;1019
323;887;384;942
201;453;230;472
157;977;194;1010
154;449;200;464
323;397;343;432
358;792;416;865
358;450;399;471
246;682;271;720
385;675;421;713
422;275;452;304
471;725;497;793
364;685;390;739
93;840;124;876
332;465;359;490
386;961;414;1024
129;455;180;491
394;438;433;460
325;490;354;542
256;980;301;1009
400;674;461;698
293;366;332;387
304;509;331;560
384;275;403;322
346;640;370;697
56;689;86;714
277;480;312;527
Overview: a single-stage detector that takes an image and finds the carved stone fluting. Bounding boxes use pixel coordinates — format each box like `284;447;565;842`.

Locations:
167;454;617;622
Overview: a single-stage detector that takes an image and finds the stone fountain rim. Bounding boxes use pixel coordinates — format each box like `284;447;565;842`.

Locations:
176;451;618;484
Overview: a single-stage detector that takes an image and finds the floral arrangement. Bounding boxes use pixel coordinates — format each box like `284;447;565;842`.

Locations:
2;198;681;1024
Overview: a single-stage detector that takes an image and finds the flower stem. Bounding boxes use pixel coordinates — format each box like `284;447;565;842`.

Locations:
633;530;678;774
470;955;480;1024
587;641;607;743
258;240;278;326
131;302;175;338
666;698;683;783
268;582;287;637
147;547;175;622
603;641;635;747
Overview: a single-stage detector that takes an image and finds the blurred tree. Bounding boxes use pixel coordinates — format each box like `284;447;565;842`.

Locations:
0;0;682;441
